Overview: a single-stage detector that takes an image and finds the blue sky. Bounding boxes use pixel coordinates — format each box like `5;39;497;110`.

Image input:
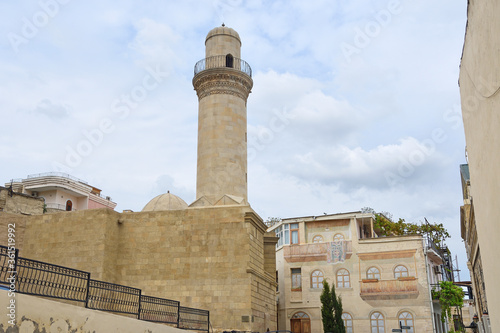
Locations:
1;0;469;277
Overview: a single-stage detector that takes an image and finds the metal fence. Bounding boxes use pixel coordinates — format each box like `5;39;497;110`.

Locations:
194;55;252;77
0;245;209;331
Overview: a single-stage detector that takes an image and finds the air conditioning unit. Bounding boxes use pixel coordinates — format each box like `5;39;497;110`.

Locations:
32;191;39;197
433;266;441;275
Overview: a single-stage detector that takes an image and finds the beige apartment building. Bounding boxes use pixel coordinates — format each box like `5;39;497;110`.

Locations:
5;172;117;212
268;212;451;333
460;164;491;333
459;0;500;331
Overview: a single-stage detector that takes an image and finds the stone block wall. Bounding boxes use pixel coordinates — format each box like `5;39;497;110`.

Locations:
0;187;44;216
0;205;277;333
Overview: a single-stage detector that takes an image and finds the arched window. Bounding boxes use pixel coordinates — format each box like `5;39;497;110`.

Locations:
311;270;324;288
398;312;414;333
226;54;234;68
342;313;353;333
312;235;323;243
367;267;380;280
337;269;350;288
333;233;345;241
65;200;73;211
370;312;385;333
292;312;309;319
394;265;409;279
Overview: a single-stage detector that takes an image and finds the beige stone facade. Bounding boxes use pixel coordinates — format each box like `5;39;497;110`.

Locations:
460;164;491;332
0;206;277;332
193;26;252;205
459;0;500;331
0;186;44;215
268;213;446;333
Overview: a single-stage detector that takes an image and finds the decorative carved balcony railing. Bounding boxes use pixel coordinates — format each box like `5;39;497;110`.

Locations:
194;55;252;77
360;278;419;300
284;241;352;263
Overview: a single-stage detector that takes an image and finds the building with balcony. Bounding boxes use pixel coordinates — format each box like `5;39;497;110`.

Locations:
5;172;117;212
459;0;500;331
269;211;453;333
460;164;491;332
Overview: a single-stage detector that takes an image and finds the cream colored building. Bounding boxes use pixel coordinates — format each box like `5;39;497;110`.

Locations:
460;164;491;333
5;172;117;212
268;212;451;333
459;0;500;331
0;26;278;333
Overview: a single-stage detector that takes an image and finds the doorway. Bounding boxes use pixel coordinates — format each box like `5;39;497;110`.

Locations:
290;312;310;333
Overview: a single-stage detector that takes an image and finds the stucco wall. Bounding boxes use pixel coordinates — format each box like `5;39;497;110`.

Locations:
459;0;500;330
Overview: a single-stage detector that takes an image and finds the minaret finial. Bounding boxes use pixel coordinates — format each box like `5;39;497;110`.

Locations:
222;23;225;27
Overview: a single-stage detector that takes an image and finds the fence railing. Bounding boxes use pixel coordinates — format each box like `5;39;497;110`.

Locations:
194;55;252;77
0;245;209;331
27;172;89;184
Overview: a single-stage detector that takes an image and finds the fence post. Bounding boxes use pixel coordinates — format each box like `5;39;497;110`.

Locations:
137;289;142;320
207;311;210;332
85;275;91;308
177;303;180;328
13;249;19;292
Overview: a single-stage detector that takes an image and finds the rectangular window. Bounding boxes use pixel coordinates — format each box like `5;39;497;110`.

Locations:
291;223;299;244
291;268;301;291
275;226;283;247
284;224;290;244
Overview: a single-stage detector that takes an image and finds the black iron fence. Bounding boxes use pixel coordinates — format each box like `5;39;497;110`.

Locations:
0;245;209;331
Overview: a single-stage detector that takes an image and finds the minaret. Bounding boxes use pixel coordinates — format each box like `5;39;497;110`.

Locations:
192;25;253;205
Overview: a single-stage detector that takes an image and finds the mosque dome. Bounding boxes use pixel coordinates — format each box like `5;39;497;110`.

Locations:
142;191;188;212
205;24;241;45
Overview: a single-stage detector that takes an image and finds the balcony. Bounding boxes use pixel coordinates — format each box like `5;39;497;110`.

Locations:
360;278;419;300
283;241;352;263
194;55;252;77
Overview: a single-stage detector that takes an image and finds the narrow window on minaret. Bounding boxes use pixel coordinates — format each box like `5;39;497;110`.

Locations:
226;54;234;68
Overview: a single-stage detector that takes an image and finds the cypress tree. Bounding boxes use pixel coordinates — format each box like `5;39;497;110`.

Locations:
321;280;335;333
321;280;346;333
331;282;345;333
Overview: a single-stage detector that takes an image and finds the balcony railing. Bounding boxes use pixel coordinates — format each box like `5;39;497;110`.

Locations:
284;240;352;263
360;278;419;300
27;172;89;184
194;55;252;77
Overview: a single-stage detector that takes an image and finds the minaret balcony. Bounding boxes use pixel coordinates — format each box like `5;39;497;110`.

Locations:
194;55;252;78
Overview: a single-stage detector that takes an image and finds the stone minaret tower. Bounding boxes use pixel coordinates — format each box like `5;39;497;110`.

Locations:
192;25;253;206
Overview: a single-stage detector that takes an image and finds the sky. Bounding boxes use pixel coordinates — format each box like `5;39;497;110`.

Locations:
0;1;469;278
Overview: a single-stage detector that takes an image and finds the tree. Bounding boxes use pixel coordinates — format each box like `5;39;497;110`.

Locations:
321;281;345;333
373;214;450;245
434;281;464;325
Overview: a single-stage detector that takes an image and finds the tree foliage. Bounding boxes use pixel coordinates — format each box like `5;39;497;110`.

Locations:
373;213;450;245
321;281;345;333
434;281;464;325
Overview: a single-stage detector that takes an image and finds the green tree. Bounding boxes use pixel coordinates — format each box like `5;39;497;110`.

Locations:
321;281;345;333
373;214;450;245
434;281;464;325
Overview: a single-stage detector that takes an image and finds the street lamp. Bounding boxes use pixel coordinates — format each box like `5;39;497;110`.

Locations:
464;314;479;333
